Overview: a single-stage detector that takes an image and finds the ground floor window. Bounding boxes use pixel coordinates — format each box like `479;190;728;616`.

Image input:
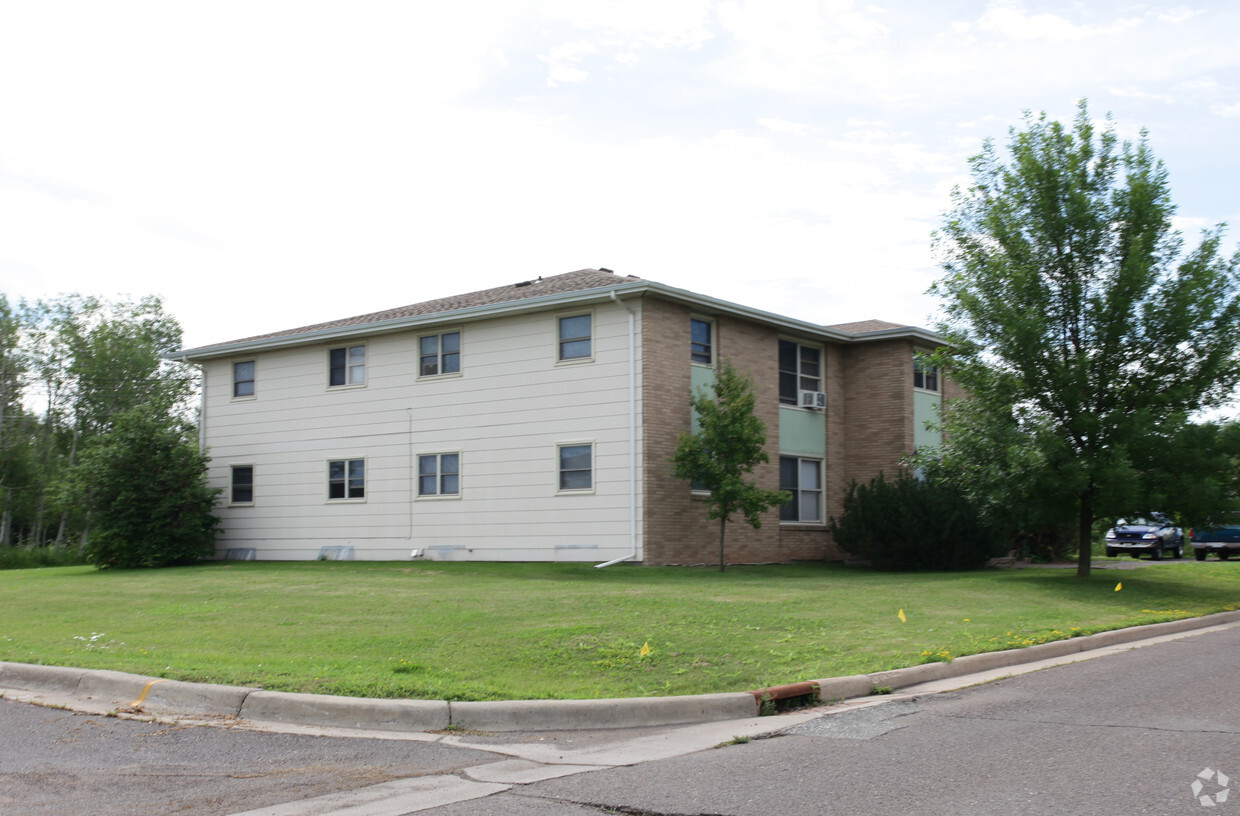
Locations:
328;459;365;500
780;456;822;522
230;465;254;505
418;453;460;497
558;443;593;491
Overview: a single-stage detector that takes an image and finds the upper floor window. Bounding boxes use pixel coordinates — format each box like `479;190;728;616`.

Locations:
778;339;821;405
914;358;939;392
779;456;822;523
418;453;460;497
329;345;366;387
328;458;365;500
233;361;255;398
558;314;592;361
230;465;254;505
690;318;713;365
419;332;461;377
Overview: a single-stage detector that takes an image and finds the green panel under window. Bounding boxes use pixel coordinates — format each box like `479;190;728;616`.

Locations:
914;390;942;449
689;365;716;433
778;405;825;457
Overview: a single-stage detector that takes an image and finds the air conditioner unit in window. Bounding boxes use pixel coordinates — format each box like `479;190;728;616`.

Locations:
799;390;826;410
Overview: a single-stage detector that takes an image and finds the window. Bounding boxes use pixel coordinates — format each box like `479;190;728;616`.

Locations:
558;314;592;361
329;345;366;387
780;456;822;523
230;465;254;505
328;459;365;500
418;453;460;497
778;340;821;405
233;361;255;398
558;443;593;491
419;332;461;377
914;357;939;392
690;318;713;365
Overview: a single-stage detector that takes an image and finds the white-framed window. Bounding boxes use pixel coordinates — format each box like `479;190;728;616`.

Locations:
232;361;256;399
327;458;366;501
230;464;254;505
557;313;593;362
690;317;714;366
419;331;461;378
557;442;594;492
780;456;822;523
328;344;366;388
417;452;460;498
914;357;939;393
778;339;822;405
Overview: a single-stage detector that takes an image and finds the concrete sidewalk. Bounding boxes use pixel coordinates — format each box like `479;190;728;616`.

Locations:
3;609;1239;734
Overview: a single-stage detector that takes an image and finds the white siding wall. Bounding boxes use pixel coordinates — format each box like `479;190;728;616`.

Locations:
204;301;645;562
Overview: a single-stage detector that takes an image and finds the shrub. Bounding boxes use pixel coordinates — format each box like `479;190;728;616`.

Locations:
829;472;1004;571
71;401;221;569
0;545;86;570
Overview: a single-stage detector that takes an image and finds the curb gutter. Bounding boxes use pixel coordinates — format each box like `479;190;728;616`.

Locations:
3;610;1238;733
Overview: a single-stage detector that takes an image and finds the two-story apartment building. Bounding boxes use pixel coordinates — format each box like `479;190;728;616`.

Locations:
176;268;956;566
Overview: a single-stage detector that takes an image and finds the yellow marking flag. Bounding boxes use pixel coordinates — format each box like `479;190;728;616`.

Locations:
640;641;651;657
897;609;907;623
1115;582;1123;592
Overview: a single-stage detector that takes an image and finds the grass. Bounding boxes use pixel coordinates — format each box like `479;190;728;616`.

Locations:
0;560;1238;701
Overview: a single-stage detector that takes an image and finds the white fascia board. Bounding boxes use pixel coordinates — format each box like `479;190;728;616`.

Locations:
637;281;947;346
846;327;948;346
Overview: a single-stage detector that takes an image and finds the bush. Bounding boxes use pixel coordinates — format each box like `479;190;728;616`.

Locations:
829;472;1004;571
71;401;221;569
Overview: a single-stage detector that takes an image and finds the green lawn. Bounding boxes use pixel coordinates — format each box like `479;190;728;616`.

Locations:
1;560;1237;701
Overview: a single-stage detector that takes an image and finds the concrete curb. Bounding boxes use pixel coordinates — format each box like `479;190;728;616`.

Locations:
4;609;1239;732
240;690;450;731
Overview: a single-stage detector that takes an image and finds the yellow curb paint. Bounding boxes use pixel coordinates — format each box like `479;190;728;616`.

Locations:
130;678;168;708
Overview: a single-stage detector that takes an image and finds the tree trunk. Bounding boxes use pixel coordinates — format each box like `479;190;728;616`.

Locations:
1;486;10;547
719;517;727;572
1076;489;1093;579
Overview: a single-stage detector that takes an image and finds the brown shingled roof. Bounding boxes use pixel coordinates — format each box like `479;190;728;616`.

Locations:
826;319;909;334
198;268;639;350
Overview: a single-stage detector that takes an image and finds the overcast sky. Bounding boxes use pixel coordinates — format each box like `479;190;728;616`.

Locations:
3;0;1237;350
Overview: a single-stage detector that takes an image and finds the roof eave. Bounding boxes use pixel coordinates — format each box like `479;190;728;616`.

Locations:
171;278;947;362
172;280;652;361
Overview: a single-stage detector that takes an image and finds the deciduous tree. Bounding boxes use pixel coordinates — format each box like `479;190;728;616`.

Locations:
671;360;789;571
929;101;1240;577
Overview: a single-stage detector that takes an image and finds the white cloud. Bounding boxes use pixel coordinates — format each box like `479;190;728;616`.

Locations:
2;0;1237;351
757;117;813;135
965;0;1141;41
540;40;599;85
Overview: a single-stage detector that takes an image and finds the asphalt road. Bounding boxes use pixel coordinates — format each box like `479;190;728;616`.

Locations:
456;626;1240;816
4;625;1240;815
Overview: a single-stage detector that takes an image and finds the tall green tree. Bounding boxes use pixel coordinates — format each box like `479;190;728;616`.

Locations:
0;296;28;545
929;101;1240;577
0;294;197;550
672;360;789;571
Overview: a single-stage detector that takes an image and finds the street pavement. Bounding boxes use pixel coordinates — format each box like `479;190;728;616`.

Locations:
457;625;1240;815
3;617;1240;815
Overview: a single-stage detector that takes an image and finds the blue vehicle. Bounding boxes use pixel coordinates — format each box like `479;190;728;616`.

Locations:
1191;525;1240;561
1104;518;1184;560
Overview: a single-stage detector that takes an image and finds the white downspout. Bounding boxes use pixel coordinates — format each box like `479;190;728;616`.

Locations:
596;291;638;568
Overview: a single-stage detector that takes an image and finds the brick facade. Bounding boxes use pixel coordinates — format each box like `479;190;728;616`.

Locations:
639;300;947;566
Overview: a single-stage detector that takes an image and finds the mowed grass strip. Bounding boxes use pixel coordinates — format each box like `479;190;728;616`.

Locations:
1;561;1238;701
